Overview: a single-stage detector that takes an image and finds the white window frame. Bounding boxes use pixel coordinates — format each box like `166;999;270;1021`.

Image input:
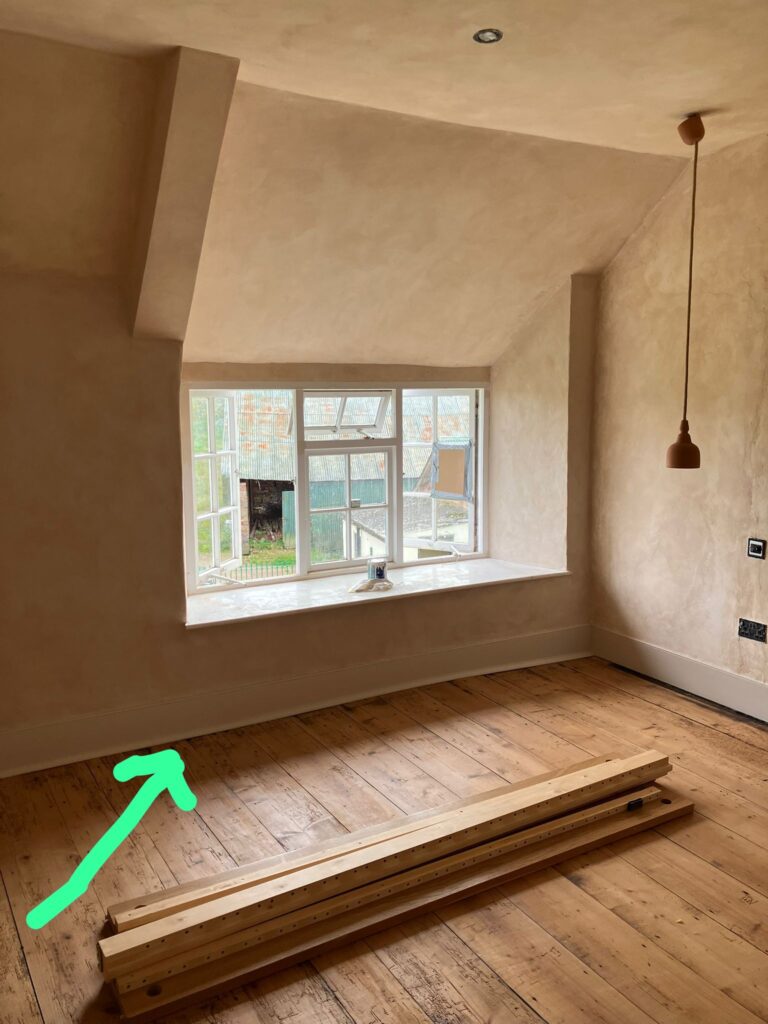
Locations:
181;382;489;595
402;388;479;558
183;389;242;592
303;389;392;438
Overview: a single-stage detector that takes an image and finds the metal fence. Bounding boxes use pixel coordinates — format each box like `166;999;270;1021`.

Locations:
225;562;295;582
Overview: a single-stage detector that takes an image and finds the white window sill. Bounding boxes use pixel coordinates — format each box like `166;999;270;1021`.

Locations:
185;558;567;628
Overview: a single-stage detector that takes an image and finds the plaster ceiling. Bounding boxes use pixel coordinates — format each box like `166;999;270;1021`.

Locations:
184;84;682;366
1;0;767;155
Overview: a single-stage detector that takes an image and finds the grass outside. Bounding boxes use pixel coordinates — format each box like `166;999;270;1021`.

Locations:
242;535;296;568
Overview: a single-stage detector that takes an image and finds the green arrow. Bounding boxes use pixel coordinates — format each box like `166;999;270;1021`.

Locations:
26;749;197;930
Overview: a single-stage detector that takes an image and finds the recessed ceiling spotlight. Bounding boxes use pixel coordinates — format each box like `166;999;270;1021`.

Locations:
473;27;503;44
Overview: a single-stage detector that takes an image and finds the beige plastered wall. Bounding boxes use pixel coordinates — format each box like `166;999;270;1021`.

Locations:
592;134;768;687
490;276;597;577
0;31;598;771
1;269;589;757
0;31;155;279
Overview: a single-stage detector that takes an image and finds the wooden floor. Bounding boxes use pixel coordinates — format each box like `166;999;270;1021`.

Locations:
2;657;767;1024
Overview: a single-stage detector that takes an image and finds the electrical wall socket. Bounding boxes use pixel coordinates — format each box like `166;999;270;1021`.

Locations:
738;618;767;643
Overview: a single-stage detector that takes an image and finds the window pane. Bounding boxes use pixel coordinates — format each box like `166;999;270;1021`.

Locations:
192;397;210;453
351;507;387;558
403;446;431;493
350;452;387;506
219;511;235;562
214;397;230;451
438;394;472;442
197;518;214;574
436;499;470;544
217;455;234;508
194;459;212;514
310;511;347;564
403;395;433;443
235;390;297;581
403;494;432;540
308;454;347;509
341;395;383;427
236;390;295;480
304;395;341;430
304;391;393;440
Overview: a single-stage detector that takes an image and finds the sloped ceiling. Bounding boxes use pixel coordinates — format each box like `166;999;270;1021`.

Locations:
0;1;766;155
184;83;682;366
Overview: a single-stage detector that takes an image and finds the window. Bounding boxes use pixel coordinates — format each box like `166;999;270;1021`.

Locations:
189;392;241;584
184;385;486;593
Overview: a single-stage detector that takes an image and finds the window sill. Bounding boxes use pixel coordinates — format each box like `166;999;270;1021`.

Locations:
185;558;567;628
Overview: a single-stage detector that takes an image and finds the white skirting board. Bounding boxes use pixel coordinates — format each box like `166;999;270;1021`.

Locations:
0;624;591;777
592;627;768;724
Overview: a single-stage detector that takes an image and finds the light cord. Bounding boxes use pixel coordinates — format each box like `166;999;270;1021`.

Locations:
683;139;698;420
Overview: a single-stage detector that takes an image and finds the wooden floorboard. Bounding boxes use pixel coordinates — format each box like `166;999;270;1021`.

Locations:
1;656;766;1024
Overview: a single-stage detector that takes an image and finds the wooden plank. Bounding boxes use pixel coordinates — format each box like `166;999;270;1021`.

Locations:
116;792;692;1018
206;962;355;1024
656;812;768;897
297;705;456;814
0;774;118;1024
175;740;285;867
559;846;768;1021
570;657;768;751
108;790;505;933
116;787;662;992
252;718;402;831
481;671;639;758
427;678;588;768
613;830;768;955
439;893;656;1024
499;866;763;1024
367;915;546;1023
44;764;169;909
481;671;768;848
88;753;236;884
202;728;347;852
532;663;768;808
313;939;434;1024
343;696;505;796
0;871;42;1024
101;751;670;978
509;663;768;812
110;754;614;933
386;687;552;781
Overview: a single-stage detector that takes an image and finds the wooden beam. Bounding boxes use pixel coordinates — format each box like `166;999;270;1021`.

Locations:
116;790;692;1019
99;750;669;978
129;46;238;341
109;754;616;932
116;785;662;992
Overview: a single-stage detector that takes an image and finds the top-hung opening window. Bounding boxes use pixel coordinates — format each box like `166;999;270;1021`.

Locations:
302;390;394;441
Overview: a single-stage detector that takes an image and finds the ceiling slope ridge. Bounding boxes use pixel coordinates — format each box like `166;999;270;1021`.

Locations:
235;78;690;162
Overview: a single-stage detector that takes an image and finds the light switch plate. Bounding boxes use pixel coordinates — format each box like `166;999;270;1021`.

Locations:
747;538;766;559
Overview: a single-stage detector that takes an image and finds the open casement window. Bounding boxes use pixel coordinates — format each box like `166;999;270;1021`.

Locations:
402;390;480;560
189;391;242;584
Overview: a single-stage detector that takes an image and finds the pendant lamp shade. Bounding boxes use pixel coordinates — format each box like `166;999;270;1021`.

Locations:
667;418;700;468
667;114;704;469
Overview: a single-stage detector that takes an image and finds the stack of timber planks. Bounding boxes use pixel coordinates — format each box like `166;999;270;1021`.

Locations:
99;750;692;1020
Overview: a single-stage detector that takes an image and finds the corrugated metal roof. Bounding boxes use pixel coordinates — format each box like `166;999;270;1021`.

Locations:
237;390;473;483
236;391;295;481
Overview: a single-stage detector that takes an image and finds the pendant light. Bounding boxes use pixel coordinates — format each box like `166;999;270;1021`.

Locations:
666;113;704;469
